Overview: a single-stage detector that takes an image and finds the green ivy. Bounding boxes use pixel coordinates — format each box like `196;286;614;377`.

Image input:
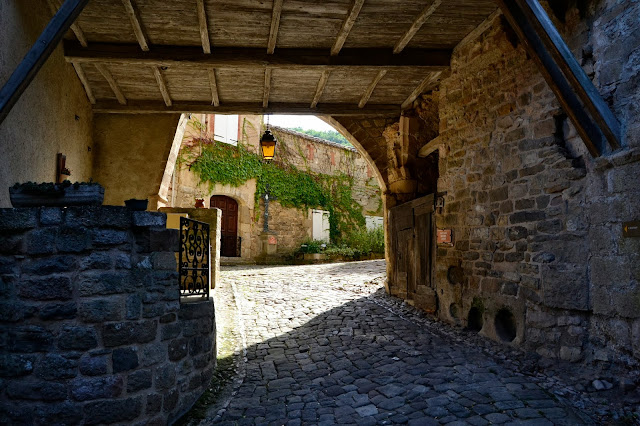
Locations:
180;140;365;242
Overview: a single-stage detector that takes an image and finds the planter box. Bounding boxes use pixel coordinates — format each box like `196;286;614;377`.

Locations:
10;184;105;207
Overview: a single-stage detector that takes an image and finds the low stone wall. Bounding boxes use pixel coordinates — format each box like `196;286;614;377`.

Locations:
0;207;216;425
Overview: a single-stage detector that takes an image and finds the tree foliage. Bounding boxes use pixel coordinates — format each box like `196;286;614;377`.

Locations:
290;127;352;147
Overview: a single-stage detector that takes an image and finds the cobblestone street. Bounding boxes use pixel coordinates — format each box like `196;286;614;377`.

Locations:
198;261;598;425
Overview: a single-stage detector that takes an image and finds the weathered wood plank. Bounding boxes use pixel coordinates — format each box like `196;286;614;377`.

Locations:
519;0;620;150
71;62;96;104
95;63;127;105
47;0;88;47
152;66;172;107
196;0;211;54
496;0;608;156
358;69;386;108
418;135;442;157
0;0;91;126
121;0;149;51
310;70;331;108
263;68;273;107
92;100;401;116
208;68;220;106
267;0;284;54
401;71;441;109
394;0;442;54
330;0;365;56
64;42;451;70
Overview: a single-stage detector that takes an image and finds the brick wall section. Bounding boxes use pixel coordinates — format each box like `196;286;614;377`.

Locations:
395;2;640;365
0;207;215;424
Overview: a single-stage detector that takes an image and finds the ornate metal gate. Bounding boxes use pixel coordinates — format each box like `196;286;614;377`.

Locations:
179;217;210;298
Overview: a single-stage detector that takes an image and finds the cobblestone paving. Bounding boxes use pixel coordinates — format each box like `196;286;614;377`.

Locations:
206;261;593;425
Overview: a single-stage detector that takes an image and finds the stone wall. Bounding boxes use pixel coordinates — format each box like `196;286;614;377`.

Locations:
395;2;640;365
0;207;216;424
0;0;95;207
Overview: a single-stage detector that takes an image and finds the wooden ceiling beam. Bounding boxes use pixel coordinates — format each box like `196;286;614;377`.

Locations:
310;70;331;108
46;0;88;47
64;42;451;70
152;66;172;107
267;0;284;54
92;100;401;117
207;68;220;106
359;70;387;108
95;63;127;105
401;71;441;109
71;62;96;104
330;0;366;56
263;68;272;108
394;0;442;54
121;0;149;52
196;0;211;54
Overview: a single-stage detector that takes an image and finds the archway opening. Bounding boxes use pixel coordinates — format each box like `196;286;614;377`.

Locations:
495;308;517;342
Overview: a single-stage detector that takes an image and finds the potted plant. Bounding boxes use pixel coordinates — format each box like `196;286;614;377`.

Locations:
9;180;104;207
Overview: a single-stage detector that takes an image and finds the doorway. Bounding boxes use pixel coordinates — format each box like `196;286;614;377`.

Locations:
210;195;240;257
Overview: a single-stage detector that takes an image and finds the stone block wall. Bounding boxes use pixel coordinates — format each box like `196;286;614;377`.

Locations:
0;207;216;424
402;1;640;366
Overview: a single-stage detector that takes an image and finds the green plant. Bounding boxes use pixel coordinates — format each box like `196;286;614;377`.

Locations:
296;239;327;254
343;226;385;255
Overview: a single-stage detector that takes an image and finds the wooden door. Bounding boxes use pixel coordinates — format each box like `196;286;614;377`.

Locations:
210;195;239;257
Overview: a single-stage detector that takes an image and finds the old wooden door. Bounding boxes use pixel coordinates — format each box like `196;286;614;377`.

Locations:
388;194;434;303
210;195;239;257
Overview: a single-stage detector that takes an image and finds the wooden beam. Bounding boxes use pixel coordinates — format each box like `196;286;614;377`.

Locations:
496;0;611;156
92;100;401;117
359;70;387;108
263;68;272;108
95;63;127;105
267;0;284;54
0;0;91;126
394;0;442;54
310;70;331;108
196;0;211;54
152;66;172;107
64;42;451;71
519;0;621;150
208;68;220;106
121;0;149;52
46;0;88;47
418;135;442;157
330;0;366;56
401;71;442;109
71;62;95;104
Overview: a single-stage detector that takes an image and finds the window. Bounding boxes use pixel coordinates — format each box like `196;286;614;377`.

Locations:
213;115;239;145
311;209;330;242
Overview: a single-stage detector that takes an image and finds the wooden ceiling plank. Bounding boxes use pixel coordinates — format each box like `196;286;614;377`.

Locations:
263;68;273;108
401;71;441;109
121;0;149;52
267;0;284;54
196;0;212;54
95;63;127;105
92;100;401;117
310;70;331;108
47;0;88;47
71;62;96;104
393;0;442;54
330;0;366;56
152;66;172;107
208;68;220;106
358;70;387;108
64;42;451;70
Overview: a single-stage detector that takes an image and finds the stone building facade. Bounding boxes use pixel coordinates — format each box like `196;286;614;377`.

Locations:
373;3;640;366
168;114;383;260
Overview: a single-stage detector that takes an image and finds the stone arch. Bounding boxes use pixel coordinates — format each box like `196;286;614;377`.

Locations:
157;113;190;209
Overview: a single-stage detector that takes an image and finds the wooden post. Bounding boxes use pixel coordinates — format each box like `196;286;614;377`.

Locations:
0;0;90;126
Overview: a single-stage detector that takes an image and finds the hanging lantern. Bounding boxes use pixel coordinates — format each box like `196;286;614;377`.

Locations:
259;129;277;161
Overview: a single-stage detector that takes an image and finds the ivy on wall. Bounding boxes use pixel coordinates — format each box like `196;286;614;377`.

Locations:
180;139;365;242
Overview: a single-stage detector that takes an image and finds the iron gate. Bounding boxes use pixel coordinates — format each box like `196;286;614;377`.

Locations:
179;217;210;298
